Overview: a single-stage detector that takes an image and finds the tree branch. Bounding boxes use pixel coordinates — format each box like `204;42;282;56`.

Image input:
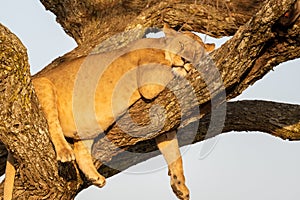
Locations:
227;21;300;98
96;100;300;178
39;0;267;43
38;0;299;74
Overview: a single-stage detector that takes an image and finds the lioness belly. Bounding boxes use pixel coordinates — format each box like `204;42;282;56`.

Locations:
52;79;141;140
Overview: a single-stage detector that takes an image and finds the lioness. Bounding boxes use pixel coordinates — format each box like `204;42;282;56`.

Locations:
4;26;214;200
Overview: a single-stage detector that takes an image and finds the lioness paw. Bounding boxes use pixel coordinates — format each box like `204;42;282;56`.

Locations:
56;146;75;162
90;174;106;188
170;174;190;200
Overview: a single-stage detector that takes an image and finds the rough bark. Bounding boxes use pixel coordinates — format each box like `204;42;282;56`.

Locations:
0;0;299;199
39;0;263;44
0;24;81;199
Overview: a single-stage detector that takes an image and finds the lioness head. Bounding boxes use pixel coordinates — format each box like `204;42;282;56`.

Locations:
137;25;215;100
163;24;215;67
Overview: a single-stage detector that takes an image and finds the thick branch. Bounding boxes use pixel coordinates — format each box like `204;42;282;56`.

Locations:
0;24;80;199
227;22;300;98
40;0;265;44
1;95;299;186
96;100;300;178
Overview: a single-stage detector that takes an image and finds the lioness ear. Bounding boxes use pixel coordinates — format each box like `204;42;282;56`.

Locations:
163;24;177;38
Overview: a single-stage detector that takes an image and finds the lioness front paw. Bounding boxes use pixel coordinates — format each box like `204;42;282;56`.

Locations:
170;174;190;200
56;146;75;163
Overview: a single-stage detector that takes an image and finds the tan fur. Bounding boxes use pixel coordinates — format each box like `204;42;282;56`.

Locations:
4;26;214;200
156;131;190;200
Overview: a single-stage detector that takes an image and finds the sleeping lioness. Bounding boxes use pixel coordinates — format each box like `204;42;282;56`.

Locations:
4;26;214;200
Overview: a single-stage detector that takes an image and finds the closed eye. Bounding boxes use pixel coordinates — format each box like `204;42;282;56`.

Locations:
179;41;184;50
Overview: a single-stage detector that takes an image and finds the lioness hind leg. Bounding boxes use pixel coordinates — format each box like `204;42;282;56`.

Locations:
4;153;15;200
155;130;190;200
73;139;106;187
32;77;75;162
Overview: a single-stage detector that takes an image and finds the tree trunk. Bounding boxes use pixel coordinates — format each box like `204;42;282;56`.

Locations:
0;24;80;199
